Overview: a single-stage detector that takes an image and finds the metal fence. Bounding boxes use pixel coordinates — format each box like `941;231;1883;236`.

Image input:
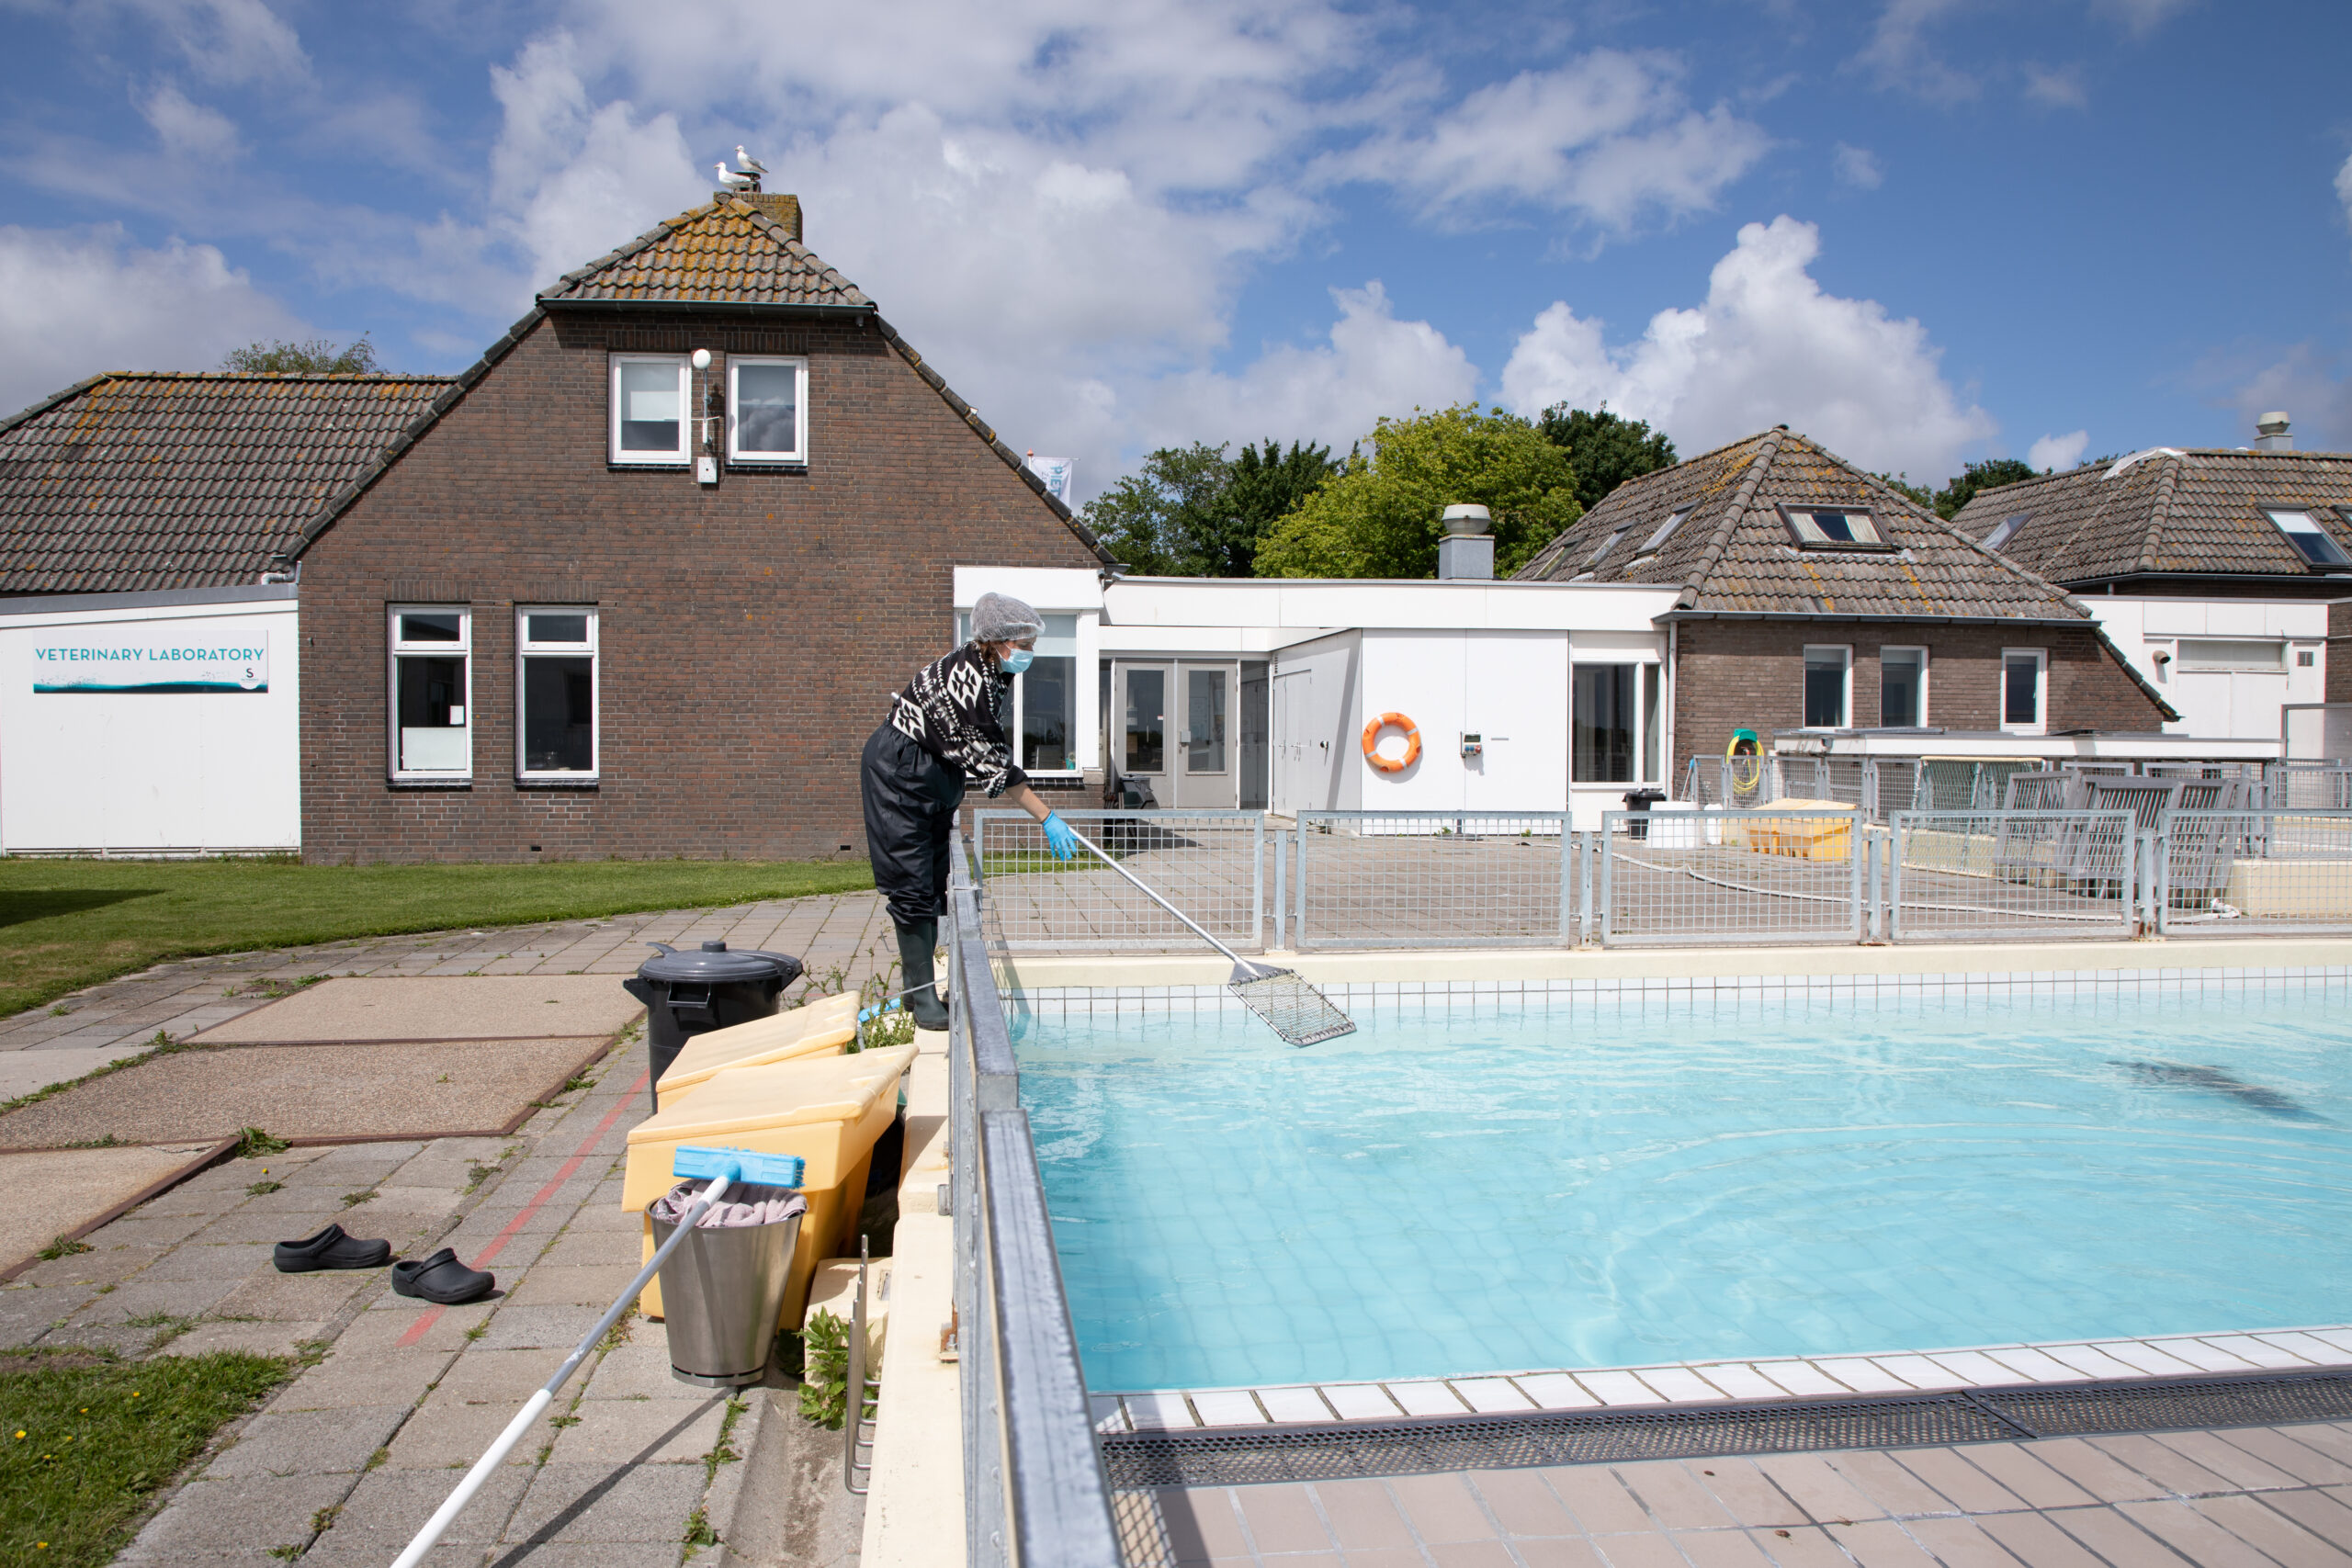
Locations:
2156;808;2352;937
973;809;1262;953
946;836;1122;1568
1677;755;2328;821
1291;811;1573;949
1598;809;1864;946
1888;811;2141;942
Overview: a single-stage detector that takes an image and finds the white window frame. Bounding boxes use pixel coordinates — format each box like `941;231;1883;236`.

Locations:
2262;507;2352;568
1878;645;1929;728
609;353;691;466
1982;513;2030;551
2001;648;2048;735
515;606;600;782
1801;644;1854;729
726;355;810;465
1782;506;1885;548
389;605;473;782
1569;660;1662;785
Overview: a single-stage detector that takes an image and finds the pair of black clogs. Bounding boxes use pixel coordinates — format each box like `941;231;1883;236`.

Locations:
272;1224;496;1304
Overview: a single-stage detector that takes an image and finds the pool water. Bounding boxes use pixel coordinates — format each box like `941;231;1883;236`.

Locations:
1014;984;2352;1393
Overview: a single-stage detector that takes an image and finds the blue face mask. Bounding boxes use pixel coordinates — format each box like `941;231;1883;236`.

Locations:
1000;648;1035;675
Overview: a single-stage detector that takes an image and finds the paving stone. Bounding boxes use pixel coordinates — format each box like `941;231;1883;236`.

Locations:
7;1243;162;1290
434;1346;572;1405
499;1459;711;1545
381;1394;564;1470
293;1465;535;1566
116;1472;356;1562
207;1404;410;1478
336;1298;496;1354
545;1391;728;1464
471;1303;603;1352
64;1275;239;1325
168;1318;332;1357
505;1262;648;1308
0;1286;74;1346
276;1348;454;1411
134;1241;278;1281
210;1269;380;1322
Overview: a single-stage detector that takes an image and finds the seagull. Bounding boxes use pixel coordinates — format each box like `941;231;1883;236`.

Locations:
735;146;768;177
715;163;758;192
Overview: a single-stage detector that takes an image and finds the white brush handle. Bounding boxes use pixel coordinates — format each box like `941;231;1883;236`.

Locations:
1064;825;1251;968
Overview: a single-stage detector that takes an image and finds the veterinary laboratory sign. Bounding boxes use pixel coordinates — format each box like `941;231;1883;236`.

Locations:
33;629;268;693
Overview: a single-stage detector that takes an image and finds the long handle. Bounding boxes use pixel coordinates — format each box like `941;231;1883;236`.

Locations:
389;1172;737;1568
1063;824;1248;967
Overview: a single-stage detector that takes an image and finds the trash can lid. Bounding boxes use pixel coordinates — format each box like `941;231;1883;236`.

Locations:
635;941;801;985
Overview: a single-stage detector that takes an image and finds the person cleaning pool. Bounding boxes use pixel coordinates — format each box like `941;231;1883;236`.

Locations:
862;591;1080;1030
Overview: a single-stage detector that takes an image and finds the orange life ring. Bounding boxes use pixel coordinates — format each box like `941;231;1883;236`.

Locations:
1361;712;1421;773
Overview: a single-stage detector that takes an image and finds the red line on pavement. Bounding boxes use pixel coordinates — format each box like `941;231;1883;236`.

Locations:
394;1069;650;1349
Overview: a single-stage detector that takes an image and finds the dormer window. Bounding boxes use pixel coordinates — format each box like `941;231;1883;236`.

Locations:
2265;508;2352;567
1982;513;2030;551
1782;506;1884;547
1583;527;1628;570
1638;507;1690;555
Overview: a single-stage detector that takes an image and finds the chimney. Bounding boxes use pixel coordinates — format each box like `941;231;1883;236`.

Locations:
720;191;802;241
1437;503;1494;580
2255;411;2293;451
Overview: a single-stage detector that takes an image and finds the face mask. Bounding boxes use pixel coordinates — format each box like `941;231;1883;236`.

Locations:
1000;648;1035;675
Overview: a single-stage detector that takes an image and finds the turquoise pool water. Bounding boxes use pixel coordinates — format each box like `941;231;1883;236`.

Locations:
1014;983;2352;1392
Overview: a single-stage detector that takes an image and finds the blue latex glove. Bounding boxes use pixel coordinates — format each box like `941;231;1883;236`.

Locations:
1041;811;1080;862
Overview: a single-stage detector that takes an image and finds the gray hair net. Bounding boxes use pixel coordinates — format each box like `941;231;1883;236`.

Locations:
971;592;1045;644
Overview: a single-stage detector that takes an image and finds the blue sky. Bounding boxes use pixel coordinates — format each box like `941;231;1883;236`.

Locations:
2;0;2348;500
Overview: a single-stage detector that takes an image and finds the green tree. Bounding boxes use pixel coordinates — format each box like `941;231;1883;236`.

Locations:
1079;438;1336;576
1930;457;2039;519
1871;470;1937;511
1254;404;1582;579
221;334;380;375
1534;405;1678;511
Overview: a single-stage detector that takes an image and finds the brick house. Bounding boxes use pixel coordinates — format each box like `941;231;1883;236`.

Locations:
1512;426;2175;771
0;192;1108;860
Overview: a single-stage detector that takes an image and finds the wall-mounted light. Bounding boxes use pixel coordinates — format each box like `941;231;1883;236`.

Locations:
690;349;718;483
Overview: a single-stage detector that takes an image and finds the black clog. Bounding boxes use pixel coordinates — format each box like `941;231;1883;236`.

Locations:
390;1247;495;1304
273;1224;392;1273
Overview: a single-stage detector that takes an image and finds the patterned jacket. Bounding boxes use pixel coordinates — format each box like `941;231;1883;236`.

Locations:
888;642;1027;796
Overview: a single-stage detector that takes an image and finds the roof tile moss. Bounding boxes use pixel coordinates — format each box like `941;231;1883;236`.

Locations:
538;197;873;309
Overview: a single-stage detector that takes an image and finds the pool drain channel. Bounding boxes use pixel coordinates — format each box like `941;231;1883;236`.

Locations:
1099;1368;2352;1488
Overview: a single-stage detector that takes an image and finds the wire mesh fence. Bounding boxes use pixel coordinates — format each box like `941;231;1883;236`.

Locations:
1597;808;1864;946
1292;811;1572;948
1887;811;2139;942
2158;808;2352;936
972;808;1263;953
2266;763;2352;810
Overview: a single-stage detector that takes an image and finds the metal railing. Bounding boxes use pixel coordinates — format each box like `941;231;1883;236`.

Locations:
1292;811;1573;949
972;809;1262;953
1598;809;1864;946
946;834;1121;1568
2156;808;2352;936
1888;811;2140;942
1678;756;2336;823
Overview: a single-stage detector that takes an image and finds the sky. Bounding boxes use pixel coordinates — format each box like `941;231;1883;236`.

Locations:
2;0;2349;504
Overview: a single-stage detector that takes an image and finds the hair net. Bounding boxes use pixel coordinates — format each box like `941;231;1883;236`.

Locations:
972;592;1045;644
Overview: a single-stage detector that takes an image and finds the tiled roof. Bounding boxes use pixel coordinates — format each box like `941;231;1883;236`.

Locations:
538;195;873;309
0;372;454;593
1949;448;2352;583
1513;427;2088;620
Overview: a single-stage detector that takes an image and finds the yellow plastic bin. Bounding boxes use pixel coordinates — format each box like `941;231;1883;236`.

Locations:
624;1043;916;1328
655;991;860;1107
1741;798;1855;862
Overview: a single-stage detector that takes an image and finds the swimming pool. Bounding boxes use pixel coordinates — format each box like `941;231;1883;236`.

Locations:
1015;976;2352;1393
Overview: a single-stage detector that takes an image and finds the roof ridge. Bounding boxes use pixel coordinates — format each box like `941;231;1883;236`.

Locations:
1677;428;1781;605
2137;450;2185;573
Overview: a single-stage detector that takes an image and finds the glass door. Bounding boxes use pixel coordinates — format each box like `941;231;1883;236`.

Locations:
1174;665;1230;807
1116;663;1170;807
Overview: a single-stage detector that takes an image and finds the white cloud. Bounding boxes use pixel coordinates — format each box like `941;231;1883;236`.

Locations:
1498;214;1996;479
140;81;242;164
1139;282;1480;456
2220;345;2352;453
1832;143;1883;189
2337;152;2352;237
2089;0;2198;36
1853;0;1978;103
2021;64;2087;108
91;0;309;85
2028;430;2089;470
0;223;305;411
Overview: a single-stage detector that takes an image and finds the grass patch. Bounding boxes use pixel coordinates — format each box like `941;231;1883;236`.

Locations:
1;1347;293;1565
0;858;876;1020
35;1236;92;1262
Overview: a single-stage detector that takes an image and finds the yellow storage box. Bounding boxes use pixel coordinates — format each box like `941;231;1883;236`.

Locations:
656;990;860;1105
1738;798;1855;862
624;1043;915;1327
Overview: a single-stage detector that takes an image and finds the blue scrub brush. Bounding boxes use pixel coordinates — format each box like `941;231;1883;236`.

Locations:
672;1145;806;1189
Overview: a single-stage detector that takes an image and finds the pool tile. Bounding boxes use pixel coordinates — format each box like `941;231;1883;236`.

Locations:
1319;1382;1404;1420
1923;1350;2018;1385
1464;1468;1581;1537
1751;1361;1846;1397
2017;1438;2172;1504
1961;1444;2098;1510
1868;1353;1968;1389
1632;1366;1724;1403
1888;1449;2027;1514
1126;1392;1201;1430
2251;1331;2352;1365
1691;1363;1790;1401
1091;1395;1128;1433
1257;1385;1336;1424
1574;1370;1661;1406
1235;1483;1335;1553
1190;1389;1269;1427
2195;1333;2319;1369
1310;1479;1417;1551
2035;1342;2152;1380
1451;1377;1536;1413
1385;1380;1469;1416
2133;1337;2253;1372
1513;1373;1603;1410
1978;1346;2090;1383
1810;1358;1911;1393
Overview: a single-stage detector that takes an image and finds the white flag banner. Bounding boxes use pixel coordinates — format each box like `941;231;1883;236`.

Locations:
1024;454;1073;502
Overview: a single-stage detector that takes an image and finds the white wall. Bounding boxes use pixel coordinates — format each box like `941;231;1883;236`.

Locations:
1;594;300;854
1270;632;1361;813
2086;597;2326;741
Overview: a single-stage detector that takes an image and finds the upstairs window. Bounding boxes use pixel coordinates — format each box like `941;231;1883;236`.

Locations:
2002;649;2047;735
1880;647;1928;727
1581;526;1629;570
1982;513;2030;551
2264;508;2352;567
390;607;470;779
728;355;809;464
1638;507;1690;556
517;608;598;779
1803;646;1851;728
1018;614;1080;776
1782;506;1885;548
610;355;689;465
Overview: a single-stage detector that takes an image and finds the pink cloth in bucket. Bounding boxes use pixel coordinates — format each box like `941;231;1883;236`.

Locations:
650;1179;807;1229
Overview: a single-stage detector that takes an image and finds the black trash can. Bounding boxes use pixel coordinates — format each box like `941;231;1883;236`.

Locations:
1622;788;1668;840
623;941;803;1106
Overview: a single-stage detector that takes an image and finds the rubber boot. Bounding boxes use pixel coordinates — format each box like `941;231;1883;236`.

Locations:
896;919;951;1032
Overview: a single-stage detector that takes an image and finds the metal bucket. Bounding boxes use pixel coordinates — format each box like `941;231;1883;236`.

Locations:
649;1185;801;1388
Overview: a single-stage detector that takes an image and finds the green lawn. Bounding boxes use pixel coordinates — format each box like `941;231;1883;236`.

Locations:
0;858;874;1020
1;1348;295;1566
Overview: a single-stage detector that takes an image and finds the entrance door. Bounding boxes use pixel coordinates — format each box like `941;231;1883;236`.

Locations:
1116;663;1170;807
1173;663;1231;807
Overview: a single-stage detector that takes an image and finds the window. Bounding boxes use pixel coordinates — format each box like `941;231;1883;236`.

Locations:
2263;508;2352;567
2177;639;2284;671
1880;647;1927;728
610;355;689;465
390;607;470;778
1124;668;1165;773
727;356;808;464
1573;663;1661;784
1184;667;1228;773
1782;507;1885;547
1582;527;1629;570
1016;615;1079;774
2002;649;2047;734
1982;513;2030;551
517;608;597;778
1639;508;1690;555
1803;646;1851;728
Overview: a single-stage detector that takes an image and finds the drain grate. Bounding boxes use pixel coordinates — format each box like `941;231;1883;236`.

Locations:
1100;1369;2352;1489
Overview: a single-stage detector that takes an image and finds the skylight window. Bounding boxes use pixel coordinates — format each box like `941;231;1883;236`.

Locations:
1583;527;1629;569
1782;507;1885;547
1639;507;1690;555
1982;513;2030;551
2264;508;2352;567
